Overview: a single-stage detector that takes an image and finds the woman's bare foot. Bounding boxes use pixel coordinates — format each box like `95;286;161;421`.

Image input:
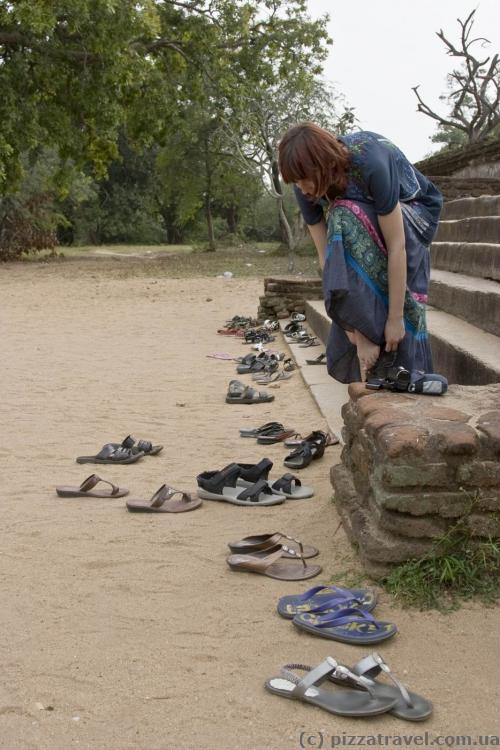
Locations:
345;330;356;345
355;330;380;376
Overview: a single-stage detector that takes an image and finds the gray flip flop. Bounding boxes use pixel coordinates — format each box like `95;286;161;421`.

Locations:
265;658;397;716
330;652;433;721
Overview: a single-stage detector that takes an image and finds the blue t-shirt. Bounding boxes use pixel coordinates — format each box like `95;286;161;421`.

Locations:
294;131;442;226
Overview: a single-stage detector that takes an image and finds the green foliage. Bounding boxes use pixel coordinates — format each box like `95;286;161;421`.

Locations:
383;495;500;611
0;1;350;253
0;148;93;259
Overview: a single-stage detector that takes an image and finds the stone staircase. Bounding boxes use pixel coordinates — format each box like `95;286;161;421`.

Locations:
295;194;500;577
305;194;500;387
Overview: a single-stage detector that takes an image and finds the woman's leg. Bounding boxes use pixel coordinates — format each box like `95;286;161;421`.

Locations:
354;330;380;374
345;329;380;373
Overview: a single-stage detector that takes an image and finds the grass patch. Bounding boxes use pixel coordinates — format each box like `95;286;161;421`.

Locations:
383;495;500;611
21;243;321;279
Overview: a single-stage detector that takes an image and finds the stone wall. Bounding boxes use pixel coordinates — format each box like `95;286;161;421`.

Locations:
257;276;323;320
331;382;500;578
415;137;500;177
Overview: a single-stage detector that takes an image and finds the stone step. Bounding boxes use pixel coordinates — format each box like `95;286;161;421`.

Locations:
431;241;500;282
436;216;500;243
278;318;349;441
427;307;500;385
429;269;500;336
441;195;500;220
305;299;500;385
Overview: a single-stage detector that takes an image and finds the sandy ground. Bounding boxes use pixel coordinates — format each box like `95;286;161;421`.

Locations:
1;260;499;750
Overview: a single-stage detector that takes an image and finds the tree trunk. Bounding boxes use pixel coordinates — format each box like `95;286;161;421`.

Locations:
271;158;295;272
225;204;238;234
203;133;216;251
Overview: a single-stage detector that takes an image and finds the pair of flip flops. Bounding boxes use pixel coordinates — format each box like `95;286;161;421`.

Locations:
278;584;397;645
226;532;322;580
76;435;163;465
240;422;296;445
226;380;274;404
266;652;432;720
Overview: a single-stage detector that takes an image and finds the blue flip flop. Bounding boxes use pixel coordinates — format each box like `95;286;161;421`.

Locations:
293;607;398;645
277;585;377;620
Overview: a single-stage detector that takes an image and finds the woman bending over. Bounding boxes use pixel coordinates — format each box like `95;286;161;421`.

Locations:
278;123;442;383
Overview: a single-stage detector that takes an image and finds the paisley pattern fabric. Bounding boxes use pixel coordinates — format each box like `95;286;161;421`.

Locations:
322;199;434;383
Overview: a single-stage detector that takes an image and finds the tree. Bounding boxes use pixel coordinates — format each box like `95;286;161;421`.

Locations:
412;9;499;144
222;79;356;270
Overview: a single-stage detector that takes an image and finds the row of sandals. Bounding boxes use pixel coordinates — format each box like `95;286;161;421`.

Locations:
217;316;433;721
57;318;433;721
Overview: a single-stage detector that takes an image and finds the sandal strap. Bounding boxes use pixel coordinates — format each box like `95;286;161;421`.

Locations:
196;464;241;494
353;652;414;708
150;484;190;508
236;478;273;503
237;458;273;483
272;531;304;555
79;474;119;495
272;473;301;495
137;439;153;453
121;435;136;450
293;657;338;698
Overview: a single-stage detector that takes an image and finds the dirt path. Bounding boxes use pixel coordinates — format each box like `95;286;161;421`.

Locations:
1;263;498;749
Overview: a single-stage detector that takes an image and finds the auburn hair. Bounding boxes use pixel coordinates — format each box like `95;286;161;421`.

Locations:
278;122;350;198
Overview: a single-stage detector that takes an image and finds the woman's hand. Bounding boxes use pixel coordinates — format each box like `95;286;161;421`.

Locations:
384;316;405;352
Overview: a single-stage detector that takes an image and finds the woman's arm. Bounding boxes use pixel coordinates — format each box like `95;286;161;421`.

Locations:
307;219;328;270
378;203;407;352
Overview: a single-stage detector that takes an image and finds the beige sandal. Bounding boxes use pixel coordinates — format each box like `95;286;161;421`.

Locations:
226;544;322;580
126;484;202;513
56;474;128;498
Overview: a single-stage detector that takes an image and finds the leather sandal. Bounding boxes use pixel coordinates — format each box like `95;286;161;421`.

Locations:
265;658;397;717
56;474;128;498
126;484;201;513
228;532;319;559
226;543;321;580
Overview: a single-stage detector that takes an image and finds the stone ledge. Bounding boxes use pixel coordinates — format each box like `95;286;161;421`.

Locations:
331;383;500;576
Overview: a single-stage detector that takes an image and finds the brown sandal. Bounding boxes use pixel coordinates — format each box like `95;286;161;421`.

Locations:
226;544;322;580
56;474;128;498
126;484;202;513
228;532;319;559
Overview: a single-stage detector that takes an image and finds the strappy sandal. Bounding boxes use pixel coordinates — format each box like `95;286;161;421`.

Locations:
306;352;327;365
283;321;304;334
329;652;433;721
284;430;339;448
226;385;274;404
226;544;321;580
270;473;313;499
283;439;325;470
228;532;319;559
239;422;284;438
277;585;378;619
196;466;284;506
256;428;296;445
126;483;201;513
111;435;163;456
293;606;398;644
76;443;145;465
265;658;397;716
56;474;129;498
299;336;320;348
